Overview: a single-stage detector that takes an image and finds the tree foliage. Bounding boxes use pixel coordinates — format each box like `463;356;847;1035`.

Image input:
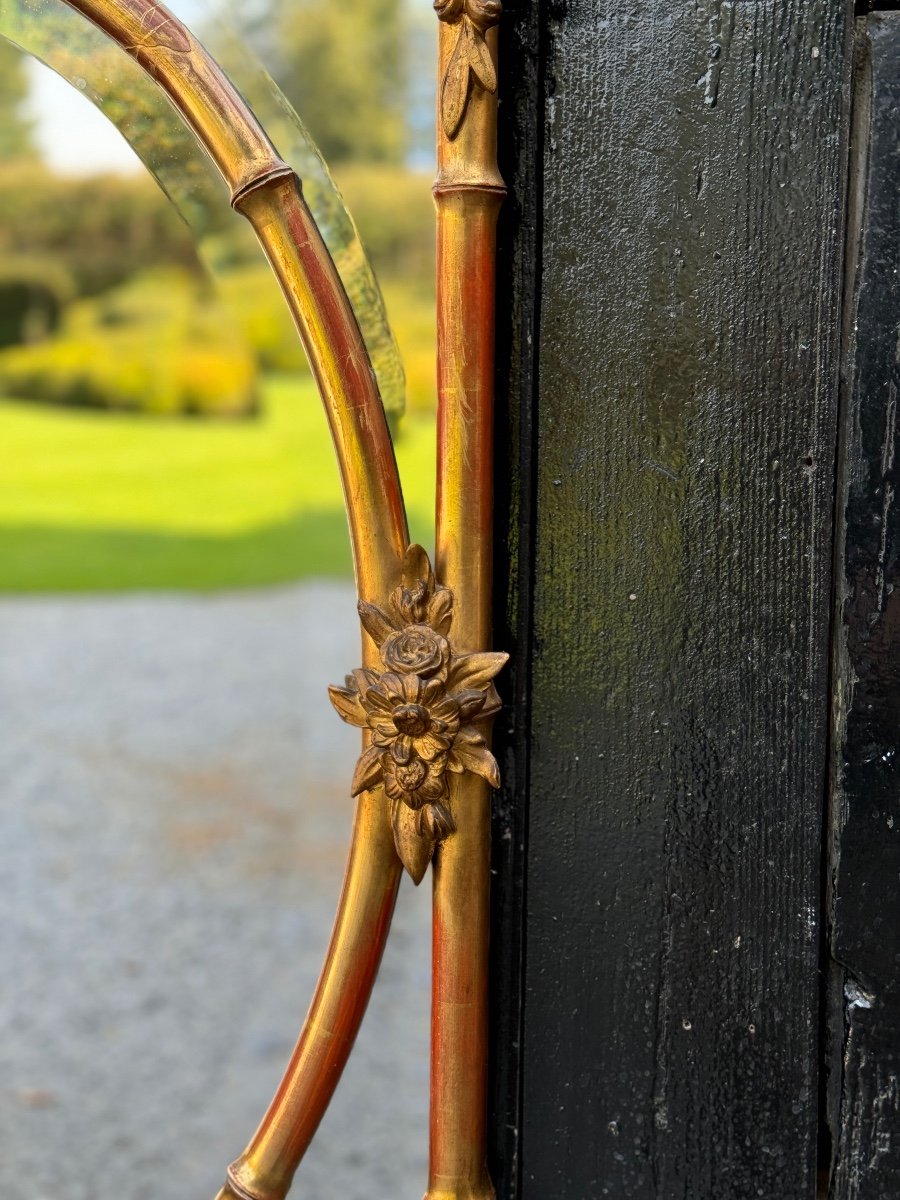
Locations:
44;37;229;238
241;0;409;165
0;41;35;160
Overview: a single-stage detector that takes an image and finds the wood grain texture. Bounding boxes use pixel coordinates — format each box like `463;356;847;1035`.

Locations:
827;14;900;1199
492;2;854;1196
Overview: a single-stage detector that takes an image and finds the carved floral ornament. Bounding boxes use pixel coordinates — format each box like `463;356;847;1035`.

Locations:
434;0;502;140
329;545;507;883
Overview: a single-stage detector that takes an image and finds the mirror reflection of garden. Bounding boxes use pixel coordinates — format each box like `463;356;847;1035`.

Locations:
0;6;437;1195
0;32;436;590
0;372;434;591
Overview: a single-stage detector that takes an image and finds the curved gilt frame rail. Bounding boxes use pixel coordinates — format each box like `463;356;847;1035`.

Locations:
56;2;505;1196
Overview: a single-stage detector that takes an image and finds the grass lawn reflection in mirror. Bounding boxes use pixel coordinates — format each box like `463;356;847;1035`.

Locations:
0;373;435;591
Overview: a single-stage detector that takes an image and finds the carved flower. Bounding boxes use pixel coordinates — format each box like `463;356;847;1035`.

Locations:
329;545;507;883
380;625;450;678
434;0;465;21
384;747;448;809
366;673;460;761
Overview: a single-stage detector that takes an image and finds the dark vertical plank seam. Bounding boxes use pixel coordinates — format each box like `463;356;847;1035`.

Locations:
506;13;546;1198
490;1;549;1195
826;12;900;1196
821;20;872;1194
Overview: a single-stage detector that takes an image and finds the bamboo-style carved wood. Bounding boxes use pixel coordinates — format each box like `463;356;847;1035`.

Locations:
38;1;505;1196
435;0;501;140
56;5;408;1199
429;2;504;1197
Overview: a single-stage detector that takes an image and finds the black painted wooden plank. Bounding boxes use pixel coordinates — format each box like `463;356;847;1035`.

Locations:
828;14;900;1199
490;2;546;1196
506;3;854;1197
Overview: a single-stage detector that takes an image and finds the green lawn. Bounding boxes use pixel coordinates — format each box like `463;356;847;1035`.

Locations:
0;375;436;591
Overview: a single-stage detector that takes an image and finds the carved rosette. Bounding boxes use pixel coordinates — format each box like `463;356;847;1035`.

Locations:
329;545;507;883
434;0;502;140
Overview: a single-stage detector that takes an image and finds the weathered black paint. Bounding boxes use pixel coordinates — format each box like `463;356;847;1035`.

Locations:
489;2;545;1197
827;14;900;1199
491;2;856;1197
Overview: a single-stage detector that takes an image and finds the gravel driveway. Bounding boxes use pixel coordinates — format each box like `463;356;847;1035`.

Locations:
0;583;430;1200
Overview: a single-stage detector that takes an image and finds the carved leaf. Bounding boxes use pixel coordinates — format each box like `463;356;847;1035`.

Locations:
328;684;367;727
448;727;501;787
427;587;454;635
391;800;435;885
439;15;499;140
402;543;434;593
441;21;474;140
357;599;397;647
479;683;502;718
418;800;456;841
447;650;509;691
455;688;488;721
466;24;497;94
351;744;384;796
351;667;381;694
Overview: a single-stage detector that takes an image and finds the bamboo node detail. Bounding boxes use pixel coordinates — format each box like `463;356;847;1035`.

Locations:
329;545;507;883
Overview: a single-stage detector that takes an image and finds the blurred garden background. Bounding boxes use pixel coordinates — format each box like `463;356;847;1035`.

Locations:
0;5;436;1196
0;0;437;590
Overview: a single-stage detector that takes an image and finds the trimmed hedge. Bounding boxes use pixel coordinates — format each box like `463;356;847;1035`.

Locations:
217;266;308;374
0;163;199;297
0;270;258;418
0;335;258;417
333;164;434;281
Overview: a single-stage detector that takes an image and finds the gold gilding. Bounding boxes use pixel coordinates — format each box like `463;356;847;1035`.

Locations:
56;2;506;1196
60;3;409;1197
429;6;505;1200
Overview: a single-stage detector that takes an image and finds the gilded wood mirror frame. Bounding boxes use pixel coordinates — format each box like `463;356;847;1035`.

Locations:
5;2;506;1197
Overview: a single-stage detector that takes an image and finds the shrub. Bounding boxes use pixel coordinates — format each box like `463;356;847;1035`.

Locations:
331;166;436;415
215;266;436;415
380;280;436;414
0;335;257;417
205;166;433;412
216;266;309;373
0;270;258;417
0;256;75;348
0;163;200;297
